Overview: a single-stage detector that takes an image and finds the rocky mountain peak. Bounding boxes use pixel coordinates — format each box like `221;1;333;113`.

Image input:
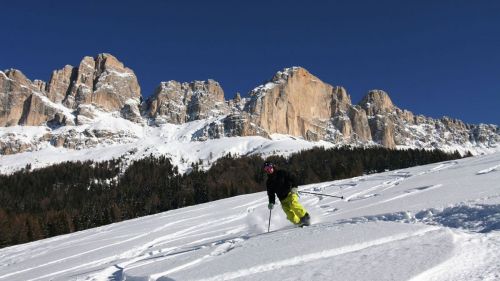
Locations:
58;54;142;122
91;54;141;112
4;69;30;83
359;89;395;116
94;53;128;77
270;66;304;83
189;79;225;101
145;79;228;125
244;67;338;140
1;54;142;128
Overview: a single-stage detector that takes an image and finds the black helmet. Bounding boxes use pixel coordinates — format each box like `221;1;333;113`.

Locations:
263;162;273;168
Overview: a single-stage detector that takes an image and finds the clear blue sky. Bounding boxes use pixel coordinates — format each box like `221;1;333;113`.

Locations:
2;0;499;124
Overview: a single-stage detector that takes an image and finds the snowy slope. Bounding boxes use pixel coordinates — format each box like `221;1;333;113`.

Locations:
2;112;499;175
0;117;336;175
1;153;499;281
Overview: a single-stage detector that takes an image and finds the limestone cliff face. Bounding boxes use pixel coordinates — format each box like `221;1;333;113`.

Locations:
0;54;142;128
331;86;352;115
62;56;95;109
236;69;498;151
187;80;226;121
47;65;74;103
0;69;73;127
20;93;61;126
60;54;142;120
359;90;396;148
145;81;187;124
92;54;141;113
240;67;376;143
145;79;228;125
0;70;34;126
244;67;337;140
348;106;372;142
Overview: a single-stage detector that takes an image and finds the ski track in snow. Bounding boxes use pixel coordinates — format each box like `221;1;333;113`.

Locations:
409;232;500;281
1;154;500;281
190;228;441;281
477;163;500;175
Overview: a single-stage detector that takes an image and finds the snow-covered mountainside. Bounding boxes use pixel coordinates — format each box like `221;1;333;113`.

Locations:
1;54;499;171
0;114;335;174
0;153;499;281
1;110;499;175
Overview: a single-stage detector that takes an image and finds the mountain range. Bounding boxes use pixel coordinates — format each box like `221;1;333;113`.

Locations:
1;53;498;161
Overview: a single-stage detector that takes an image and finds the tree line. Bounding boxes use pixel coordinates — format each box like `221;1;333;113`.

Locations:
0;147;464;248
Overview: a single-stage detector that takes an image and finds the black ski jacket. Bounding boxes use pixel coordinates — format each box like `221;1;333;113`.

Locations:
266;169;297;204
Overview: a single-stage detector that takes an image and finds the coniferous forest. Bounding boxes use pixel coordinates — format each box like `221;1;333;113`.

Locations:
0;147;464;248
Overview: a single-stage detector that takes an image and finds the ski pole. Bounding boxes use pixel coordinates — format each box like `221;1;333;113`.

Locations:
268;209;272;232
298;191;344;199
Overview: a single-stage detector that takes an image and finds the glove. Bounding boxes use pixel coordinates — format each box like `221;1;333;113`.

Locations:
291;187;298;194
268;203;274;210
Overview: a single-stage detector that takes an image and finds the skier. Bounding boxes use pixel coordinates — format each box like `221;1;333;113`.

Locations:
263;162;311;226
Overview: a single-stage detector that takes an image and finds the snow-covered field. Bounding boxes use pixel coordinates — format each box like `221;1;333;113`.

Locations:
0;152;499;280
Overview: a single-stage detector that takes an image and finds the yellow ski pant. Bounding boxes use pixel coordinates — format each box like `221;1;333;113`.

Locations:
280;192;307;224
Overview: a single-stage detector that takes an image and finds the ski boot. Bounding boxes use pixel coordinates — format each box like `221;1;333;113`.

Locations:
299;213;311;227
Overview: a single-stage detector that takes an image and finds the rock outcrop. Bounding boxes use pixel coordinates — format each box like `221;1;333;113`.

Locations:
243;67;338;140
358;90;397;148
359;90;395;116
0;54;142;128
237;67;376;143
1;70;33;126
47;65;75;103
0;69;72;127
59;54;142;120
348;106;372;142
144;79;228;125
232;67;498;150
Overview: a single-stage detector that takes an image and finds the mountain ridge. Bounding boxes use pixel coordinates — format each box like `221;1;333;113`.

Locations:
1;54;498;158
